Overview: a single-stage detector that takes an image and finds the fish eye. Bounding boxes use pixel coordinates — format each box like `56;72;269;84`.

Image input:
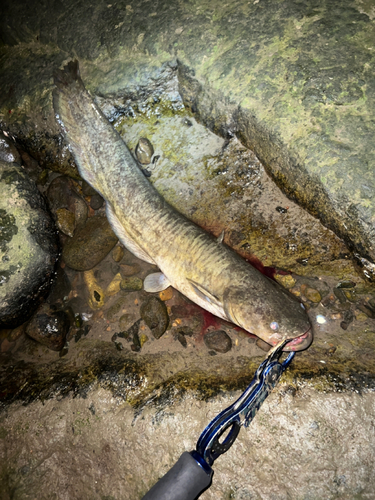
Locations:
270;321;279;331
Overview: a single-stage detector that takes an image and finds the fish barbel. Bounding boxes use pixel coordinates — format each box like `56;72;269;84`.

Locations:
53;60;312;351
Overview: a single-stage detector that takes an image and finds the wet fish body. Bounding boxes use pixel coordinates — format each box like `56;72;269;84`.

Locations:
53;61;312;350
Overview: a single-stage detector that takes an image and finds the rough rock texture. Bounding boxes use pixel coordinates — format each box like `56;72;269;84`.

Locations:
0;385;374;500
0;0;375;271
0;162;59;327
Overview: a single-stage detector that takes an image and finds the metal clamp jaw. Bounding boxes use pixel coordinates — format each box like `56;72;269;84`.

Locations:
195;340;295;466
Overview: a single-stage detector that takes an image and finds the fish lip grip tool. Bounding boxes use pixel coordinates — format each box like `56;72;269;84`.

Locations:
195;340;295;467
142;340;295;500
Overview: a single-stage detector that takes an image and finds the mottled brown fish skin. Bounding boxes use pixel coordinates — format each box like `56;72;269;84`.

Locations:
53;60;312;351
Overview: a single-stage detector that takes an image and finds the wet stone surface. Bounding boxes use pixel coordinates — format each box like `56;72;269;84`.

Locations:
0;162;59;328
62;215;118;271
140;296;169;339
203;329;232;353
25;303;71;351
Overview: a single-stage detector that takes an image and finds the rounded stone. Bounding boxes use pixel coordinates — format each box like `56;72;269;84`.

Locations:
120;277;143;291
140;296;169;339
90;193;104;210
275;274;296;289
62;215;118;271
203;330;232;353
112;245;125;263
304;287;322;303
55;208;75;237
25;305;71;351
0;162;59;328
46;175;88;229
0;132;20;164
135;138;154;165
120;263;141;276
81;180;97;197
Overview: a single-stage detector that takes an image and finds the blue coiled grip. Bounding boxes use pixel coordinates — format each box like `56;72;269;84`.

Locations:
142;451;213;500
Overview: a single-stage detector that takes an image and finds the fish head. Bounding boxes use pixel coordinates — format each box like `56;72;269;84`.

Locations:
223;282;312;352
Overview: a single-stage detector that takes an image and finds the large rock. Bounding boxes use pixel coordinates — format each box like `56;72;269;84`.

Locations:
0;162;59;327
62;215;118;271
0;0;375;273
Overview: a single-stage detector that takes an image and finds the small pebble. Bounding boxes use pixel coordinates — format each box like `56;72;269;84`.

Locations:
275;206;288;214
336;280;356;288
327;346;337;356
175;327;193;337
135;137;154;164
204;330;232;353
343;290;356;302
9;325;25;342
321;294;336;308
115;341;124;351
304;287;321;303
26;305;71;351
120;263;141;276
159;287;173;301
357;303;375;318
333;288;347;304
182;118;193;127
81;180;97;197
290;286;301;297
354;310;368;322
56;208;75;237
112;246;125;262
140;297;169;339
120;277;143;291
90;193;104;210
176;332;187;348
132;331;141;350
330;313;342;320
340;310;354;330
106;273;123;296
142;168;152;177
275;274;296;289
139;333;149;347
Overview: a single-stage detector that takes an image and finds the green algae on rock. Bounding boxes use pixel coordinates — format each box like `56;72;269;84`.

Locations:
0;162;58;327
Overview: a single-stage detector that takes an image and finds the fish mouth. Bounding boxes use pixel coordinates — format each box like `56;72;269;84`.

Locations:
282;326;313;352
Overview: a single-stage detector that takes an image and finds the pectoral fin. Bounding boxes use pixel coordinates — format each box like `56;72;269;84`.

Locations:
188;279;221;306
144;272;171;292
188;279;226;318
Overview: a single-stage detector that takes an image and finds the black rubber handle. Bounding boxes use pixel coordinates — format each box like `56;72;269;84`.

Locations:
142;451;213;500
